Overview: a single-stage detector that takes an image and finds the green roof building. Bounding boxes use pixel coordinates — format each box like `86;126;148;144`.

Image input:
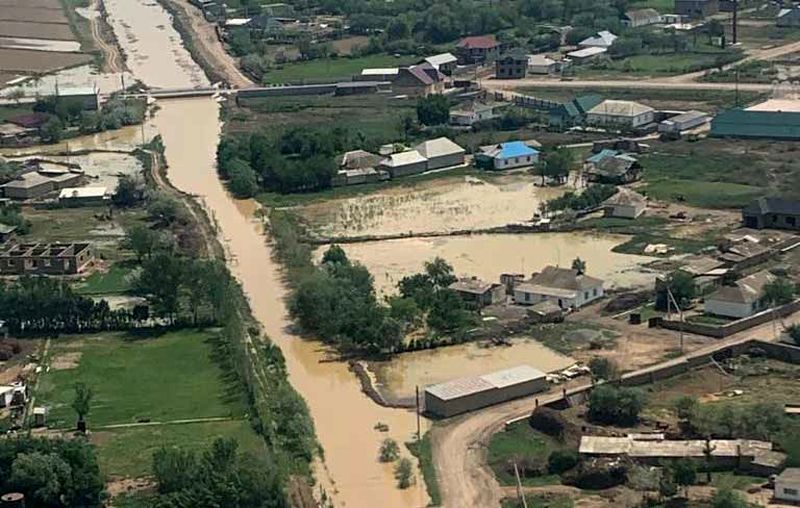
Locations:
549;94;603;128
711;102;800;140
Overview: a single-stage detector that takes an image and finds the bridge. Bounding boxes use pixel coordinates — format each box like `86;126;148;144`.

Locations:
106;86;231;100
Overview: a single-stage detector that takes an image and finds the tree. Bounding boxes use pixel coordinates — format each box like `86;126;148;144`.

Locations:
427;289;473;333
153;446;198;494
571;257;586;275
787;324;800;346
135;252;184;322
379;438;400;463
9;452;73;507
226;158;259;198
672;459;696;494
712;487;749;508
147;193;182;225
659;473;678;499
416;94;450;126
543;148;574;185
588;357;618;382
587;385;645;426
388;296;422;330
764;277;795;307
386;18;410;40
113;175;144;207
6;88;24;105
125;224;159;262
547;450;578;474
655;270;696;311
395;457;414;489
40;117;64;143
674;395;698;421
72;382;93;431
321;244;349;266
424;257;457;289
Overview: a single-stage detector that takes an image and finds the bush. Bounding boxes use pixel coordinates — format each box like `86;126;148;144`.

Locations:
587;385;645;426
379;438;400;463
548;450;579;474
529;407;567;440
787;324;800;346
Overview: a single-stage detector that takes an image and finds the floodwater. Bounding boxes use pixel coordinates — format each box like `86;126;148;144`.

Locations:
0;64;135;95
0;121;157;157
370;338;575;402
298;174;569;238
7;152;143;188
320;233;658;296
155;97;430;508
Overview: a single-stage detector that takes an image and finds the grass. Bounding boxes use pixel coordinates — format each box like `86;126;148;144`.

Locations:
642;178;767;209
530;321;617;355
709;471;764;491
95;419;264;477
74;260;137;295
37;329;248;429
503;495;574;508
575;50;741;79
0;104;35;122
263;53;419;84
406;433;441;506
627;0;674;12
488;422;565;487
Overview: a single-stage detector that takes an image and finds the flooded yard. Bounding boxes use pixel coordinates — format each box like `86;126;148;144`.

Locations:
369;338;575;403
296;173;570;238
8;152;143;188
320;232;658;296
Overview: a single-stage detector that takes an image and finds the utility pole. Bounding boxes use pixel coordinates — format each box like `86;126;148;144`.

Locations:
667;286;685;353
514;462;528;508
415;385;421;442
732;0;739;45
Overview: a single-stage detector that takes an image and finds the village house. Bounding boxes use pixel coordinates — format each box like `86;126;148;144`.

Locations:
675;0;719;18
742;197;800;231
711;99;800;140
603;188;647;219
332;150;388;187
449;102;501;126
513;266;604;309
658;110;710;134
57;86;100;111
58;187;110;206
0;242;94;276
528;54;560;75
586;100;655;129
0;123;37;147
705;270;776;319
377;150;428;178
424;53;458;75
591;138;649;154
585;150;642;184
475;141;540;170
0;224;16;244
495;50;528;79
622;8;663;27
566;46;608;64
414;137;465;170
548;94;603;128
0;170;83;200
777;6;800;27
393;64;445;97
355;68;399;82
579;30;618;48
448;277;506;308
456;34;500;64
775;469;800;503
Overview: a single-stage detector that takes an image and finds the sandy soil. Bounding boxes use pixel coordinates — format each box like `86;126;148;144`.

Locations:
0;47;90;72
89;0;124;74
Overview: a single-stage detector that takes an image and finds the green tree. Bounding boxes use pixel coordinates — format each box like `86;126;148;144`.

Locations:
125;224;159;262
587;385;645;426
544;148;574;185
656;270;696;311
395;457;414;489
321;244;349;266
72;382;93;431
424;257;457;289
226;158;259;198
386;18;410;40
674;395;698;421
588;357;618;382
388;296;422;330
9;452;73;507
571;257;586;275
787;324;800;346
416;94;450;126
672;459;696;493
427;289;473;333
712;487;748;508
764;277;795;307
147;193;183;225
112;175;144;207
547;450;579;474
153;446;198;494
40;117;64;143
136;252;184;322
379;438;400;463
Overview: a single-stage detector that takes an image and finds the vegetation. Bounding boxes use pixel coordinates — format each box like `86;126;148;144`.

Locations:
544;184;616;215
588;357;618;382
587;385;645;426
764;277;797;307
655;270;695;311
0;203;31;234
787;324;800;346
0;436;104;508
32;95;146;143
406;434;440;505
711;487;749;508
416;95;450;126
71;382;93;431
379;438;400;463
488;422;566;487
395;457;415;489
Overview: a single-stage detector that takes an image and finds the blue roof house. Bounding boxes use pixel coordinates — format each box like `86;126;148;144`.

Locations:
476;141;540;170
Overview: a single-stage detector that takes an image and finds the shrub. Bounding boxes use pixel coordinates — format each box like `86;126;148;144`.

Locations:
548;450;579;474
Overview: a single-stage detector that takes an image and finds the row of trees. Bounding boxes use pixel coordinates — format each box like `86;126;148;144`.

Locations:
544;184;616;215
33;96;145;143
675;395;785;441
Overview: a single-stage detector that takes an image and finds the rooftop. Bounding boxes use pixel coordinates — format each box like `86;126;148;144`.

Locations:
567;46;608;59
589;99;654;117
338;150;381;170
579;30;618;48
625;8;662;22
449;277;497;295
743;197;800;216
707;269;775;305
426;365;546;401
529;54;557;66
360;67;399;76
663;110;709;124
58;187;108;199
517;266;604;297
604;188;646;207
457;34;499;50
580;435;776;459
380;150;427;167
415;137;465;159
425;53;457;68
777;468;800;483
746;99;800;113
479;140;539;159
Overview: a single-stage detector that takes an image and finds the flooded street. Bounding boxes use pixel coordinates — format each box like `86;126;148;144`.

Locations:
298;174;569;238
319;233;657;296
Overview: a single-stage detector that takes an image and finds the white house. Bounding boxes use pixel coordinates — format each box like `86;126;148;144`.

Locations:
623;8;663;27
424;52;458;74
579;30;618;48
513;266;604;309
415;137;466;170
476;141;540;170
449;102;499;126
775;468;800;502
586;100;655;129
704;270;775;319
528;54;558;74
603;188;647;219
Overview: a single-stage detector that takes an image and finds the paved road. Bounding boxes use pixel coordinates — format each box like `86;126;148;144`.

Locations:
430;311;800;508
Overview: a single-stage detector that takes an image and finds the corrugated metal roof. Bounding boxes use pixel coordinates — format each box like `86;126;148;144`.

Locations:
425;53;457;67
59;187;108;199
711;109;800;139
361;68;399;76
746;99;800;113
567;47;607;58
588;100;654;118
426;365;545;401
380;150;427;167
415;137;465;159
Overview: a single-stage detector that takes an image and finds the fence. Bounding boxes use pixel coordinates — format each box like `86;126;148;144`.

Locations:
659;299;800;339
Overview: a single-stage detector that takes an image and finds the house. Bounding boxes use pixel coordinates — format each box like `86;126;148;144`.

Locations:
496;50;528;79
717;241;771;269
475;141;540;170
585;150;642;184
675;0;719;18
579;30;618;48
456;34;500;64
775;468;800;502
0;223;16;244
332;150;389;186
415;137;465;170
449;102;500;126
658;110;709;134
0;170;83;200
0;242;94;275
566;46;608;64
586;100;655;129
424;53;458;75
777;7;800;27
548;94;603;128
448;277;506;308
393;64;445;97
377;150;428;178
742;197;800;231
704;270;775;319
0;123;37;147
528;54;559;75
603;188;647;219
58;187;109;206
623;8;663;27
355;68;398;82
711;100;800;140
513;266;605;309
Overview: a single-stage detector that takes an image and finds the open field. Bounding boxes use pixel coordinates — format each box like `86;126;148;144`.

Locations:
35;330;262;477
489;421;564;487
0;20;74;40
0;47;90;72
0;6;69;23
574;50;741;80
262;53;419;84
0;0;62;7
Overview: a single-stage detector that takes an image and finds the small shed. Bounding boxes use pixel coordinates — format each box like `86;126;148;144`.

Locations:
658;110;709;133
448;277;505;308
58;187;109;206
425;365;548;418
776;468;800;502
603;188;647;219
32;406;47;427
0;223;17;243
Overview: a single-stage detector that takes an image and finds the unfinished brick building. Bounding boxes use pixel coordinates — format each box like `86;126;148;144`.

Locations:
0;243;94;275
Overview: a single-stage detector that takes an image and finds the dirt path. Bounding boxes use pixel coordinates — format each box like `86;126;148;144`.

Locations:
157;0;253;88
91;0;124;74
430;312;800;508
97;416;236;429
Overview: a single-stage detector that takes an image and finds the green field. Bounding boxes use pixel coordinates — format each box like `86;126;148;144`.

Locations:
576;51;739;79
74;261;137;295
627;0;674;12
488;422;564;487
263;53;419;84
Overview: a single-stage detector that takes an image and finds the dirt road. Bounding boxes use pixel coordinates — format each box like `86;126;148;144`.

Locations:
430;312;800;508
92;0;124;73
157;0;253;88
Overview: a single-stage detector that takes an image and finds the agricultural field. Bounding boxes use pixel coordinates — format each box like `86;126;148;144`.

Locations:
35;330;263;477
262;53;419;84
0;47;90;73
